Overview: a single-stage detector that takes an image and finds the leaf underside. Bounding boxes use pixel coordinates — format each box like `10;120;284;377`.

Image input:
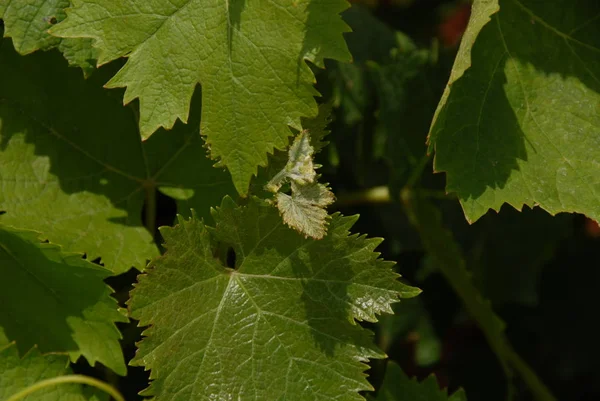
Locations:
0;225;127;375
129;196;420;401
429;0;600;223
50;0;352;194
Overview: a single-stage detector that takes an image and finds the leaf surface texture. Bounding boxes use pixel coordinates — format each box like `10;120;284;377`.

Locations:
0;225;127;375
50;0;351;192
129;196;419;400
0;39;235;273
429;0;600;222
0;344;105;401
0;0;98;75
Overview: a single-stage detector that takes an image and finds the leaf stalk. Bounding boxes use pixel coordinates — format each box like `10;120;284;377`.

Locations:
6;374;125;401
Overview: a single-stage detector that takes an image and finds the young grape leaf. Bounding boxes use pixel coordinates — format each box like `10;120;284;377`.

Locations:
0;0;98;76
250;103;333;196
50;0;351;193
374;362;467;401
266;130;317;193
266;130;335;239
275;180;335;239
129;196;420;401
0;344;106;401
429;0;600;223
0;38;234;273
0;225;127;375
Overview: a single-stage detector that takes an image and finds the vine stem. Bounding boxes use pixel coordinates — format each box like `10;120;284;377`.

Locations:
6;375;125;401
401;189;556;401
335;186;391;206
405;152;432;189
335;186;451;206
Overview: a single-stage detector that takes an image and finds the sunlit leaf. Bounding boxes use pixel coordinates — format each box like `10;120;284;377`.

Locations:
129;196;420;401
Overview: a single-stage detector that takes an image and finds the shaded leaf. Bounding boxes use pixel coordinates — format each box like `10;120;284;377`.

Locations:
469;206;572;306
0;39;234;273
51;0;351;193
0;225;127;375
330;5;399;127
129;196;419;401
402;191;555;401
429;0;600;223
302;101;334;154
377;298;441;367
374;362;467;401
0;344;105;401
369;34;441;186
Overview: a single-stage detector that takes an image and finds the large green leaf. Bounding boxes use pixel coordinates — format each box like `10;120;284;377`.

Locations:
0;344;104;401
0;0;98;76
374;362;466;401
0;225;127;375
429;0;600;223
50;0;351;193
129;196;419;400
0;38;234;273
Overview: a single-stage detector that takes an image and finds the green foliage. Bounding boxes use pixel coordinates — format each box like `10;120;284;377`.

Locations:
266;130;335;239
1;1;599;400
0;38;234;273
374;362;466;401
0;0;97;76
0;344;104;401
0;225;127;375
468;207;572;306
50;0;351;193
129;196;419;400
402;192;554;401
430;0;600;223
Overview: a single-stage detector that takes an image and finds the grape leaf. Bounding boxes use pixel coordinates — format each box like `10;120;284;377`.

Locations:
129;196;420;401
0;38;234;273
275;180;335;239
0;225;127;375
374;362;467;401
266;130;317;193
266;130;335;239
429;0;600;223
0;344;106;401
57;35;98;77
49;0;352;194
250;103;333;197
0;0;98;76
